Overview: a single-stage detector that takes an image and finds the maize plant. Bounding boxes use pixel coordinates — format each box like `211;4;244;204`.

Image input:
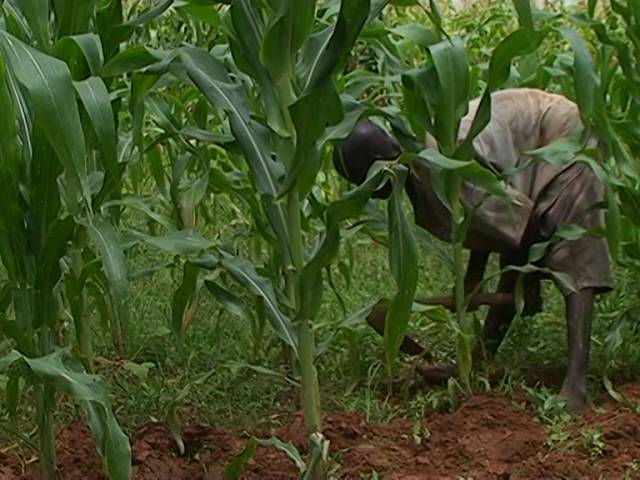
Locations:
176;1;381;475
0;29;131;480
110;0;434;475
0;0;638;477
0;0;176;478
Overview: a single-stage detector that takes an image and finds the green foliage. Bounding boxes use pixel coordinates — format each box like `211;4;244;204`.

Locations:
384;165;418;369
0;1;145;477
1;0;640;477
0;350;132;479
581;427;605;458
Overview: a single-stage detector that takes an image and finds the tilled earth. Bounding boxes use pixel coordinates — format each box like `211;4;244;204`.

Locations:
1;385;639;479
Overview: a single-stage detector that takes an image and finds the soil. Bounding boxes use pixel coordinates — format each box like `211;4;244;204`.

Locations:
1;385;639;480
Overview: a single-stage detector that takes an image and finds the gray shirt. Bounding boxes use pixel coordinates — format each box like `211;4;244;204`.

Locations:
414;88;585;251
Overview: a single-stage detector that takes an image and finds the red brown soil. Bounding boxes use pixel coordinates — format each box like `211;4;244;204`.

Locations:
1;385;639;479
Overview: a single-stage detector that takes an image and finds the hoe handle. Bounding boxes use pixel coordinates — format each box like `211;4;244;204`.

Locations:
366;303;425;355
366;292;515;356
414;292;514;310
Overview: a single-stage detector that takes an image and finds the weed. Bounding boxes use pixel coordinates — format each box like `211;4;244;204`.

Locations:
581;428;606;458
624;461;640;480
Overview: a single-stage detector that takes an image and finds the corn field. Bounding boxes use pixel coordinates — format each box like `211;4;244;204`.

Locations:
0;0;639;479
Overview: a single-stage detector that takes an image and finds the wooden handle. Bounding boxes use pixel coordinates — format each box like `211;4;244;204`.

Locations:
414;292;514;310
366;303;425;356
365;292;515;357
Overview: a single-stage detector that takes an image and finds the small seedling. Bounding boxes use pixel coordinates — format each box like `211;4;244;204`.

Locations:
581;428;605;458
526;385;569;423
545;415;573;449
624;461;640;480
526;386;575;449
411;418;431;447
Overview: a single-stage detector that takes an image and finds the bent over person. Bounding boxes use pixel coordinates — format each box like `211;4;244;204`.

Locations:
333;88;613;411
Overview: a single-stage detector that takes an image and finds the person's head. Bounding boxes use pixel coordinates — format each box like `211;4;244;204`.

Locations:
333;121;402;198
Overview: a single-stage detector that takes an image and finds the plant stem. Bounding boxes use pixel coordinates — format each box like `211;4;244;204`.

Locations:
106;293;126;358
286;185;322;424
36;384;57;480
277;75;323;476
77;317;94;372
453;240;471;391
71;228;94;372
287;184;323;478
286;187;304;299
36;327;56;480
298;319;321;433
451;180;472;393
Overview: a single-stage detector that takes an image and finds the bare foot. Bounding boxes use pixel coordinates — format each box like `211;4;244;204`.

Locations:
559;384;590;413
415;363;457;384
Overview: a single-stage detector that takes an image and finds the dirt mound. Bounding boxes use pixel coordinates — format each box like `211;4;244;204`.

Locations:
394;395;546;479
2;385;639;479
1;422;292;480
518;384;640;480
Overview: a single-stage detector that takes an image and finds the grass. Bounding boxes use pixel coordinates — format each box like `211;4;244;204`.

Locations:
80;209;640;420
1;2;638;453
2;190;639;452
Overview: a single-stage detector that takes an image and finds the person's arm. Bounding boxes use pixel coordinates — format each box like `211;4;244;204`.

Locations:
461;183;535;252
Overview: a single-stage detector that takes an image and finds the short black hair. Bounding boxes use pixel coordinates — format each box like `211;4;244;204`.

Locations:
333;120;402;185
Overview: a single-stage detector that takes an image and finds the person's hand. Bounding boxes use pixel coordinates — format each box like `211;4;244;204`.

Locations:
415;362;457;384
